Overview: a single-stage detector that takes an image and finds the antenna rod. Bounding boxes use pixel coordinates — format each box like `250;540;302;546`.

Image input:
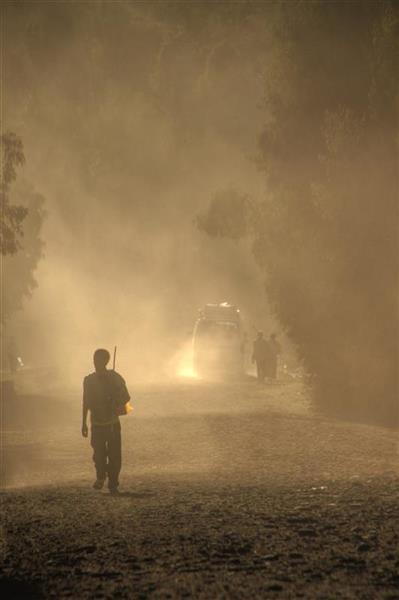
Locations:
113;346;117;370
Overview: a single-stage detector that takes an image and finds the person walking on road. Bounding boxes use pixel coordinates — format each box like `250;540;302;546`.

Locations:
252;331;269;382
267;333;282;380
82;348;130;495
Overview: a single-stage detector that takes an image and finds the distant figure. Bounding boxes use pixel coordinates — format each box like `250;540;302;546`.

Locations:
267;333;282;380
240;332;248;372
252;331;269;382
82;348;130;495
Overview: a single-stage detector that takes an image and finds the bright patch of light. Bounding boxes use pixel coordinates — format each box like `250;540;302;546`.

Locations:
175;340;198;379
178;365;198;379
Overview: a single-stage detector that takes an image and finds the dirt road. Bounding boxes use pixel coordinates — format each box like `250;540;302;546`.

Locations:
1;379;398;598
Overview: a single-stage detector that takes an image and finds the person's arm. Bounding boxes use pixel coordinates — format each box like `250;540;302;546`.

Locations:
120;377;131;403
114;373;131;405
82;378;89;437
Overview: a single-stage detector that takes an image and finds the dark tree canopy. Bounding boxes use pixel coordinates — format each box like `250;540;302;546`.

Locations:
1;133;45;321
196;189;253;241
0;132;28;255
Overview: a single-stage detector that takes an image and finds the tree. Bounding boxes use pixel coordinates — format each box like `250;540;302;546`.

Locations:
196;188;253;241
2;184;45;320
198;2;398;426
1;134;45;322
0;132;28;255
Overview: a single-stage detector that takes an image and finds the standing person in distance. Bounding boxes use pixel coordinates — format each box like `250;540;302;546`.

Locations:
252;331;268;383
81;348;131;495
268;333;282;380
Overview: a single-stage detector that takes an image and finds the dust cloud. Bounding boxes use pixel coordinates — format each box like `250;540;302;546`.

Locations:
1;7;397;599
4;2;279;388
2;4;296;494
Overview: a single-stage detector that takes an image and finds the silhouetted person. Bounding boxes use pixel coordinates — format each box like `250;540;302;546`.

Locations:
252;331;269;382
267;333;282;380
82;348;130;495
240;332;248;372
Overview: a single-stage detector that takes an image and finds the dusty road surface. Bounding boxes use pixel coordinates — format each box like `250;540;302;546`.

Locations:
1;378;398;599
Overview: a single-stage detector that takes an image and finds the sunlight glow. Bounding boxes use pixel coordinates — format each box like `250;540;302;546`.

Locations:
176;341;198;379
178;365;198;379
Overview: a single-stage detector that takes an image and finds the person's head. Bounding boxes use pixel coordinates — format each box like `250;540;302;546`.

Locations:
270;333;277;340
93;348;110;371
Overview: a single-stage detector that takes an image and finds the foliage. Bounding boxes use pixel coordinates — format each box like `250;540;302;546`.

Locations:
1;134;45;321
0;132;28;255
2;184;45;321
196;188;254;241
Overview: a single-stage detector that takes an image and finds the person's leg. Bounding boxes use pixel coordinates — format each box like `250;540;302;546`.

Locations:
258;360;266;382
107;422;122;492
256;360;262;382
91;426;107;487
271;357;277;380
264;361;272;382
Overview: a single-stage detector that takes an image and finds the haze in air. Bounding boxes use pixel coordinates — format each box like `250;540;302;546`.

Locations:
1;2;398;599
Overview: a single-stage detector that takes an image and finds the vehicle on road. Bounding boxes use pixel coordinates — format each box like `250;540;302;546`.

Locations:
193;303;244;377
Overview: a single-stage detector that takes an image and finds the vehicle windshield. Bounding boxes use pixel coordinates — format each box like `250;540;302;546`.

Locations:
195;320;239;344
